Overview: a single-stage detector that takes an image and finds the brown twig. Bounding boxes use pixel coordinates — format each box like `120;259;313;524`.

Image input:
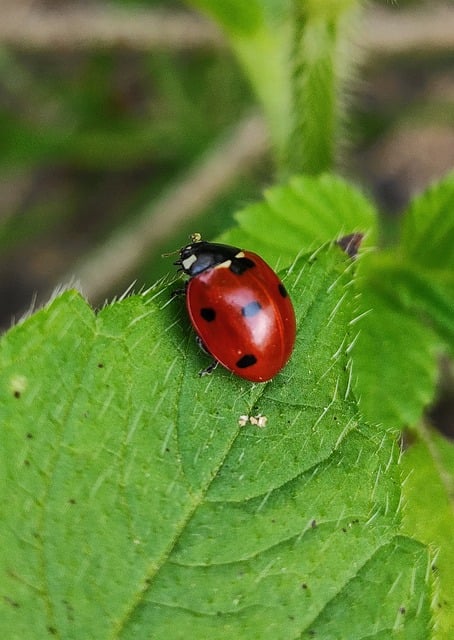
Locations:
0;3;225;52
361;5;454;56
2;4;454;55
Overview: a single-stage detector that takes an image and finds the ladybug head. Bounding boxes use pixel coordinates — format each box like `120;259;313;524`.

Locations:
176;240;241;277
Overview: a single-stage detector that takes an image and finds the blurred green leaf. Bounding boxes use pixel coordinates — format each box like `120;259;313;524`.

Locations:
220;173;377;266
353;173;454;428
0;242;431;637
352;257;441;428
401;172;454;272
401;428;454;640
398;173;454;352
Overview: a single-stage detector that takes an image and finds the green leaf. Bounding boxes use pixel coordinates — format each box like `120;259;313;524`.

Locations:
401;427;454;640
401;172;454;273
397;173;454;353
353;173;454;429
220;173;377;266
0;244;432;637
352;254;442;429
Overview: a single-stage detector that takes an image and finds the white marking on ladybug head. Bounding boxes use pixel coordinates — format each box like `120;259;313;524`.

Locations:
182;254;197;271
235;251;245;258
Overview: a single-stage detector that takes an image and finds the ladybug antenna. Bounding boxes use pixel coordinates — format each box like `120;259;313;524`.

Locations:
161;248;180;258
162;232;202;259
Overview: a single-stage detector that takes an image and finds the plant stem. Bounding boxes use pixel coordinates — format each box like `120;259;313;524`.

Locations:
287;1;361;176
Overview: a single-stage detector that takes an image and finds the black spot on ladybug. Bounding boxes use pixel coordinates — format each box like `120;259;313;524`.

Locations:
278;283;288;298
236;354;257;369
200;307;216;322
230;256;256;275
241;301;262;318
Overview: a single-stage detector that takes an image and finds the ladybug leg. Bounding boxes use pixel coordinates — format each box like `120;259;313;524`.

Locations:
195;336;218;377
199;360;219;377
170;283;187;298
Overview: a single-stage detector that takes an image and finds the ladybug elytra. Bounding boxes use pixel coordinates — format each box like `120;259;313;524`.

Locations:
174;235;296;382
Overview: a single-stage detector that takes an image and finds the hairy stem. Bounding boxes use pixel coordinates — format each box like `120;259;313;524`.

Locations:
288;1;362;175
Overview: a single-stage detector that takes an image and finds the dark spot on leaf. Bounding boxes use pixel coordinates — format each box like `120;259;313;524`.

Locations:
236;354;257;369
13;390;21;399
63;599;74;621
48;627;57;635
98;363;104;368
400;429;416;452
200;307;216;322
311;519;317;528
336;232;364;258
3;596;20;608
241;301;262;318
301;583;308;590
23;460;30;467
230;256;255;275
68;498;76;505
26;433;33;439
399;606;406;615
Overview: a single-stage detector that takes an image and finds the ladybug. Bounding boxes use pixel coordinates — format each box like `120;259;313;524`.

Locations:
174;234;296;382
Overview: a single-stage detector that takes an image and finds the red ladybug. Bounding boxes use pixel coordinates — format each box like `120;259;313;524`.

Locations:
175;235;296;382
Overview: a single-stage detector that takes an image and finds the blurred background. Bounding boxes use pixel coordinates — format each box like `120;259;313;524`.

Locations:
1;1;453;438
1;0;453;324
